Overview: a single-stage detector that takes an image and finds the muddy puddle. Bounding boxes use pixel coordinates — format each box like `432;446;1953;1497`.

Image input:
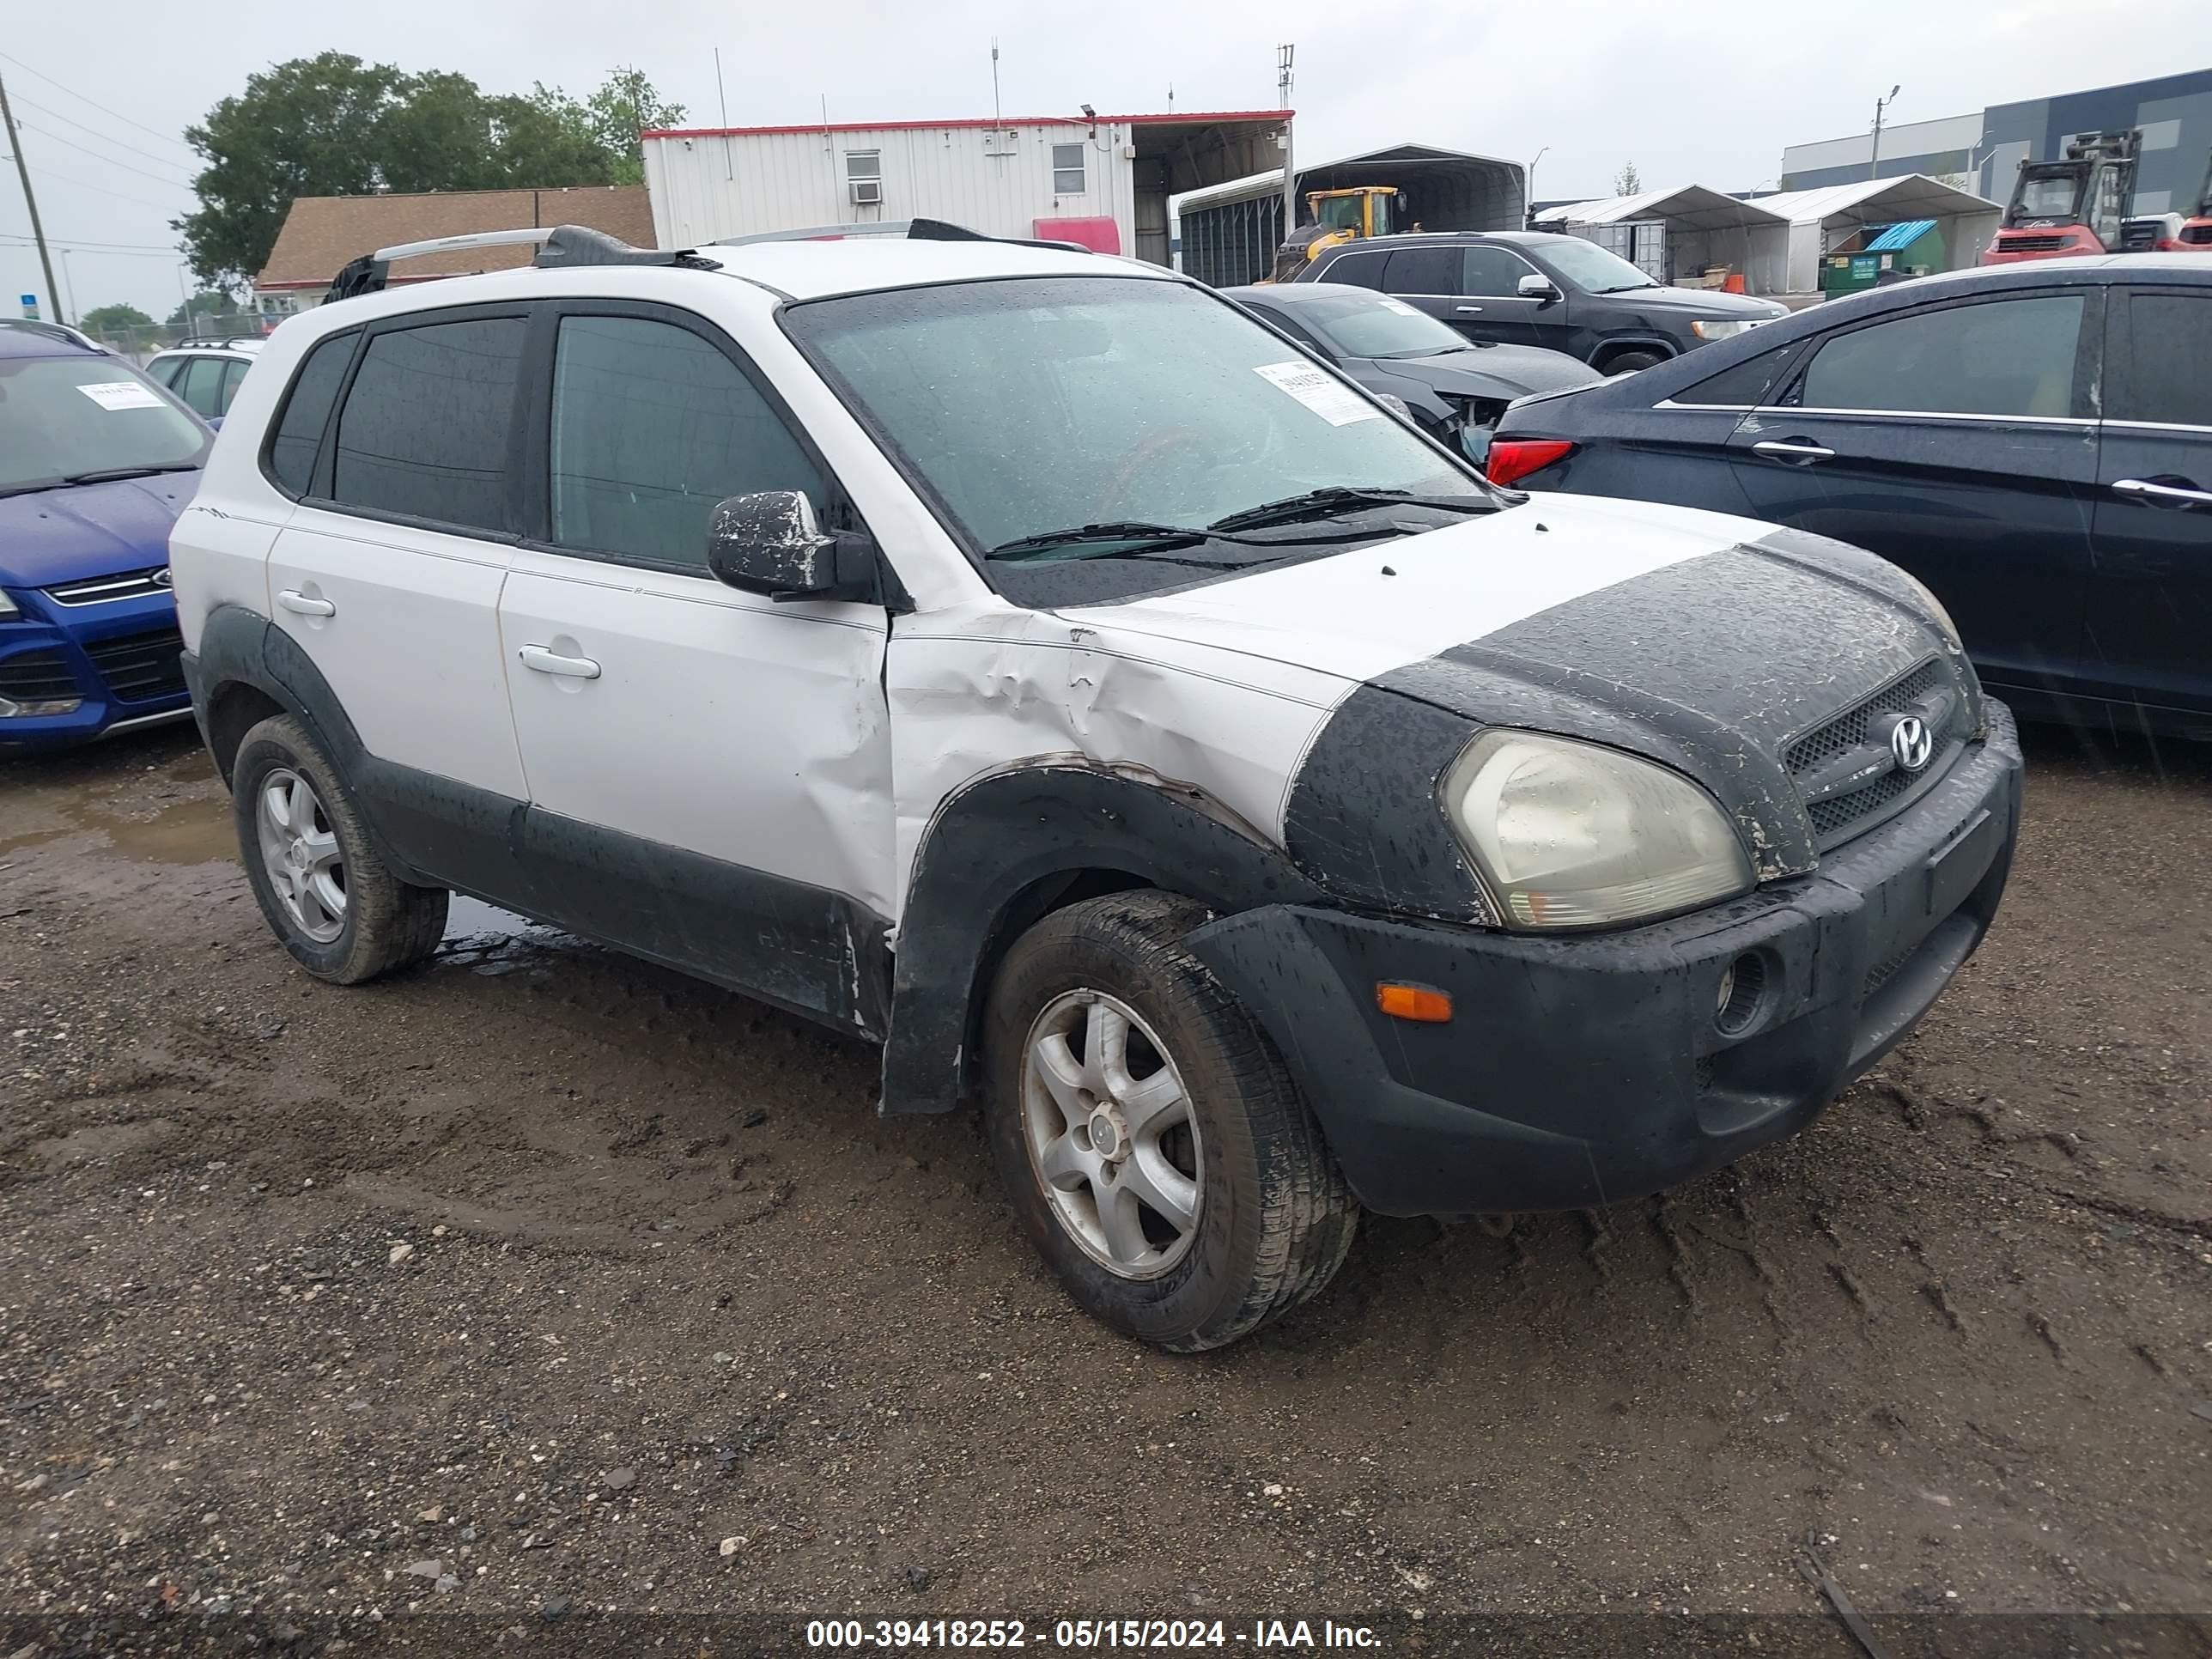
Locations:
434;894;576;976
1;735;232;866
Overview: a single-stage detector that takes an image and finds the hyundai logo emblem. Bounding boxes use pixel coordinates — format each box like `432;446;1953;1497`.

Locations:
1890;714;1933;773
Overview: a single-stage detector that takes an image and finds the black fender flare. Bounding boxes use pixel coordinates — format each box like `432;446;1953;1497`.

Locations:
879;763;1326;1115
1588;333;1676;370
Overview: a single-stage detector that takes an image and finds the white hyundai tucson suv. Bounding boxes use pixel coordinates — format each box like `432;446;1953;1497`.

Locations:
170;222;2021;1351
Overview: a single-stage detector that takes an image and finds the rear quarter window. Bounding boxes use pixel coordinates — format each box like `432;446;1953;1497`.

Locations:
264;331;358;499
1671;343;1801;407
2115;292;2212;428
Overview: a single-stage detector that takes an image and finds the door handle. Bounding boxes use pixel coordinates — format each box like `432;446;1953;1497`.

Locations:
1455;305;1484;313
518;643;601;680
276;589;335;617
1751;439;1837;463
2112;477;2212;506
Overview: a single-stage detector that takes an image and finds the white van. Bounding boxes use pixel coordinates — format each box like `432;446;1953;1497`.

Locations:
170;224;2021;1350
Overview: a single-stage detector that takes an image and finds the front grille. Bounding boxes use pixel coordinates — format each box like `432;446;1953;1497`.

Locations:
2181;223;2212;246
1784;659;1963;850
1863;942;1916;998
43;567;169;606
1999;233;2069;252
0;650;80;703
84;627;186;702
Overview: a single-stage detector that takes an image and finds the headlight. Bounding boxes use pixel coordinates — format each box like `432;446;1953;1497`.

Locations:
0;589;19;621
1891;568;1962;647
1441;731;1753;929
1691;319;1753;341
1372;392;1415;420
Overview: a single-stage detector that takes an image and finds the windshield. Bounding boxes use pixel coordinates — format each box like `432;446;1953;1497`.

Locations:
1291;290;1468;358
2014;171;2085;221
1534;238;1658;293
0;351;208;494
786;276;1489;600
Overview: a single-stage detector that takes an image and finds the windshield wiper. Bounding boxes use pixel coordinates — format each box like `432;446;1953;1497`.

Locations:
988;521;1210;561
1207;486;1490;533
1594;282;1659;295
59;464;201;485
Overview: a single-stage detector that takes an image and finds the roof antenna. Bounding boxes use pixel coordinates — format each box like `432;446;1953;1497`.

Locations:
991;39;1001;130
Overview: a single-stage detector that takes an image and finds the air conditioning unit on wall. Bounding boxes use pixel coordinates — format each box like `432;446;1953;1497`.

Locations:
850;179;883;206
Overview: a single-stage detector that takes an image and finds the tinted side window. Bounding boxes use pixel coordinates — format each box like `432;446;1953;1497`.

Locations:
267;332;356;497
1462;246;1534;297
547;314;826;570
178;356;226;418
217;359;250;415
1320;251;1386;290
1673;345;1796;406
154;356;189;389
2118;294;2212;427
1381;247;1462;295
332;317;525;532
1797;295;2084;417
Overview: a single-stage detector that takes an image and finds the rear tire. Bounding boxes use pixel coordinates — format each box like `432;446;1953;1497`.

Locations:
231;714;447;984
1603;349;1665;375
981;891;1358;1351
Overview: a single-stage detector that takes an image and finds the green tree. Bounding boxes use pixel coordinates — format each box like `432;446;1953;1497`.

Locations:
166;290;242;330
177;58;684;289
584;66;685;184
1613;161;1642;198
79;302;154;333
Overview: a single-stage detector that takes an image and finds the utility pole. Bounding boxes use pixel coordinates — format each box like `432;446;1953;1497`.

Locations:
1277;44;1296;246
0;68;62;325
1869;85;1901;181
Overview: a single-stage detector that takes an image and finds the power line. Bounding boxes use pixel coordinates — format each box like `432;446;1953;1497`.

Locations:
0;49;198;159
0;234;185;258
9;92;197;178
18;155;185;212
19;122;198;191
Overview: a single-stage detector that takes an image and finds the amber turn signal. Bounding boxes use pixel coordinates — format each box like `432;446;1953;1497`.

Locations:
1375;982;1453;1023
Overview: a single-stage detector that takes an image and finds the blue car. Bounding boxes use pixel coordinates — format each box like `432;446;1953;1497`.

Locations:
0;319;212;751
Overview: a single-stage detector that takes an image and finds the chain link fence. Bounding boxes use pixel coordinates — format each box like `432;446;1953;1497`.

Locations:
74;313;285;367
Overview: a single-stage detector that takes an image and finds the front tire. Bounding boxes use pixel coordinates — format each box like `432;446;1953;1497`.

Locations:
231;714;447;983
1602;348;1665;375
981;891;1357;1351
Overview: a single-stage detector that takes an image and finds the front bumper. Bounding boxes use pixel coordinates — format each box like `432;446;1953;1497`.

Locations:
0;586;190;750
1188;703;2023;1217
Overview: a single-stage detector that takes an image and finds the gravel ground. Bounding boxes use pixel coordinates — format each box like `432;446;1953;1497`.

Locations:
1;720;2207;1655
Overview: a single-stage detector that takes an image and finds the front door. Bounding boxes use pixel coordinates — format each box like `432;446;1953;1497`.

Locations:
495;304;896;1035
1725;288;2101;708
2084;285;2212;722
263;309;533;874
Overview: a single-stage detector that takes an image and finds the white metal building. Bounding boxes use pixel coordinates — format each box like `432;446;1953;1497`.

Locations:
641;112;1290;267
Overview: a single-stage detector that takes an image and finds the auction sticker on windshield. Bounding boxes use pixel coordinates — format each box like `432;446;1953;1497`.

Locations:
76;381;167;411
1252;361;1382;426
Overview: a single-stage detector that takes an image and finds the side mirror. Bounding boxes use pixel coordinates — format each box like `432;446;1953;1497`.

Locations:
705;491;875;602
1517;274;1562;304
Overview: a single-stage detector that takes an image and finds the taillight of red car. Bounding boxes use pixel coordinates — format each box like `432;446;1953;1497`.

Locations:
1483;438;1577;488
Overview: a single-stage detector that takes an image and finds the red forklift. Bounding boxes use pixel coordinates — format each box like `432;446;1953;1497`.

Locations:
1981;130;2142;264
2179;150;2212;249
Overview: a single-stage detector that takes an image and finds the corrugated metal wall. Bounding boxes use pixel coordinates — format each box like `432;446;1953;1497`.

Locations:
644;125;1136;252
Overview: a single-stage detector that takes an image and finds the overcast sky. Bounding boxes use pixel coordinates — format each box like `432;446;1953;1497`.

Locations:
3;0;2206;321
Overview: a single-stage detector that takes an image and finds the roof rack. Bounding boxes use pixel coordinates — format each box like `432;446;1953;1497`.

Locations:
0;317;98;349
709;218;1091;255
170;335;265;350
325;224;721;303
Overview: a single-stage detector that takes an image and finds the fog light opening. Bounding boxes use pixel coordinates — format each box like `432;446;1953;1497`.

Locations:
1715;951;1767;1036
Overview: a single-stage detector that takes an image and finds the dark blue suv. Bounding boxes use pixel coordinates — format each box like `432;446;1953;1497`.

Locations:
0;320;210;751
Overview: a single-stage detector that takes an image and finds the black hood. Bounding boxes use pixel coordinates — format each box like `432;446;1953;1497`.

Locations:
1283;532;1978;921
1370;343;1601;401
1597;283;1790;320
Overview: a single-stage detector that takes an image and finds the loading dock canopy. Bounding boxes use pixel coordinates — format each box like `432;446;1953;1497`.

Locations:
1534;184;1789;234
1756;174;2003;289
1534;185;1791;293
1127;114;1291;195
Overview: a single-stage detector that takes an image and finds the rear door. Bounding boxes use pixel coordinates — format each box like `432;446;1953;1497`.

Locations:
263;307;532;846
1379;244;1542;349
2085;285;2212;720
1725;288;2101;704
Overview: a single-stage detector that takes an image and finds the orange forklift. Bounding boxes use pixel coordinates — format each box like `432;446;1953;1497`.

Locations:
1981;130;2143;264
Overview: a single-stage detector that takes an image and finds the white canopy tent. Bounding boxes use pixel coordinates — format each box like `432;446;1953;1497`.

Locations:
1534;185;1792;294
1755;175;2002;292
